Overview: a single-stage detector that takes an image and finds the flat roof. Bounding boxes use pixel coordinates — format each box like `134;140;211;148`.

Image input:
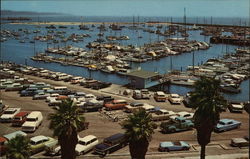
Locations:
126;70;159;79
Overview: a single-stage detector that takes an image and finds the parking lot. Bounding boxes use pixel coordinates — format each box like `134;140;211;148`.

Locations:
0;73;249;158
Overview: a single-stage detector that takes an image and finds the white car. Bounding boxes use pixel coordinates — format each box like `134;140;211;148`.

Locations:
174;111;194;120
46;93;60;102
50;135;99;156
0;108;21;122
75;135;99;155
84;94;96;102
168;94;182;104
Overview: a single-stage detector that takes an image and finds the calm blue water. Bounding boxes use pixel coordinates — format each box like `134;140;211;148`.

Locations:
1;16;249;102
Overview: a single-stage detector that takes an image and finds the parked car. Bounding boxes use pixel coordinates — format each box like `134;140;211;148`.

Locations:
3;131;27;141
46;93;60;102
96;95;114;104
160;117;194;133
141;89;150;99
104;100;128;111
230;138;249;147
30;135;58;154
132;90;142;99
0;108;21;122
168;94;182;104
22;111;43;132
5;83;23;91
151;109;176;121
228;101;244;113
123;102;144;113
174;111;194;120
81;100;103;112
20;88;39;96
0;100;9;114
33;92;50;100
94;133;128;156
183;93;191;108
158;141;190;152
75;135;99;155
12;111;29;126
0;137;7;156
154;91;167;102
214;119;241;132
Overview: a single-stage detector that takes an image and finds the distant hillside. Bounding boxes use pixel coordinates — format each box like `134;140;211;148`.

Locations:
1;10;64;16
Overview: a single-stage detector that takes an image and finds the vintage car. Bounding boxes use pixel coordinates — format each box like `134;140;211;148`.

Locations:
228;101;244;113
104;100;128;111
75;135;99;155
30;135;58;154
154;91;167;102
33;92;50;100
123;102;145;113
151;109;176;121
12;111;29;126
158;141;190;152
214;119;241;132
160;117;194;133
230;138;249;147
0;108;21;122
0;137;7;156
168;94;182;104
94;133;128;156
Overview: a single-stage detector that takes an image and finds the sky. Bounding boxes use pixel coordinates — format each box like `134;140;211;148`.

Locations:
1;0;249;18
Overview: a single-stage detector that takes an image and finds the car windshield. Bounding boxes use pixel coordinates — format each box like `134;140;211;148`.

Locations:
26;118;36;122
4;110;15;114
79;141;87;145
14;117;21;120
30;141;37;145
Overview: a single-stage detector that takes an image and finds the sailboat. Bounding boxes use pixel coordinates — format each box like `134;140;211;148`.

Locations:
79;17;89;30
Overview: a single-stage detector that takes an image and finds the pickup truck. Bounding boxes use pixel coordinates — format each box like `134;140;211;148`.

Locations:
160;117;194;133
94;133;128;156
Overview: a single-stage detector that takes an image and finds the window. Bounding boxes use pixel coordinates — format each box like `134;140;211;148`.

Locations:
91;138;97;143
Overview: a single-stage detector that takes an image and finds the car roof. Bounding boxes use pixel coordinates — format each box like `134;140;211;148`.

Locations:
220;119;233;123
156;91;165;95
171;94;180;97
105;133;124;141
175;116;186;120
4;131;27;141
14;112;29;117
0;137;7;143
27;111;42;118
79;135;97;142
5;108;19;111
30;135;48;142
113;99;126;102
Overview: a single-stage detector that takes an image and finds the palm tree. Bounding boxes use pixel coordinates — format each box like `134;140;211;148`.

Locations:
189;77;227;159
122;108;156;159
49;99;86;159
6;135;31;159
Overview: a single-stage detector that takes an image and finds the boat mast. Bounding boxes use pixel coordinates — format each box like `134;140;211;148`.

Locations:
184;7;186;36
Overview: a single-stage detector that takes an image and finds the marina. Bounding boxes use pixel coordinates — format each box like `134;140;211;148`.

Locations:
1;1;250;159
1;17;249;102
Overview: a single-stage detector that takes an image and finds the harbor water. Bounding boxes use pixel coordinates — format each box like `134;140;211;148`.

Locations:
1;16;249;102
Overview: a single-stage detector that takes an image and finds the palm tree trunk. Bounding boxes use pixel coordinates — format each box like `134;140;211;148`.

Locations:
129;139;149;159
200;144;206;159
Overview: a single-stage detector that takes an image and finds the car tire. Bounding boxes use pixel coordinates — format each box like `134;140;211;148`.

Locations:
170;129;175;133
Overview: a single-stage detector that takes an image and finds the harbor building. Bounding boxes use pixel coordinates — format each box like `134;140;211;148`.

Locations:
126;69;161;89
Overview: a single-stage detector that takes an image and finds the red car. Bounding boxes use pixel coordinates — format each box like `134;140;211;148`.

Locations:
0;137;7;156
12;111;29;126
